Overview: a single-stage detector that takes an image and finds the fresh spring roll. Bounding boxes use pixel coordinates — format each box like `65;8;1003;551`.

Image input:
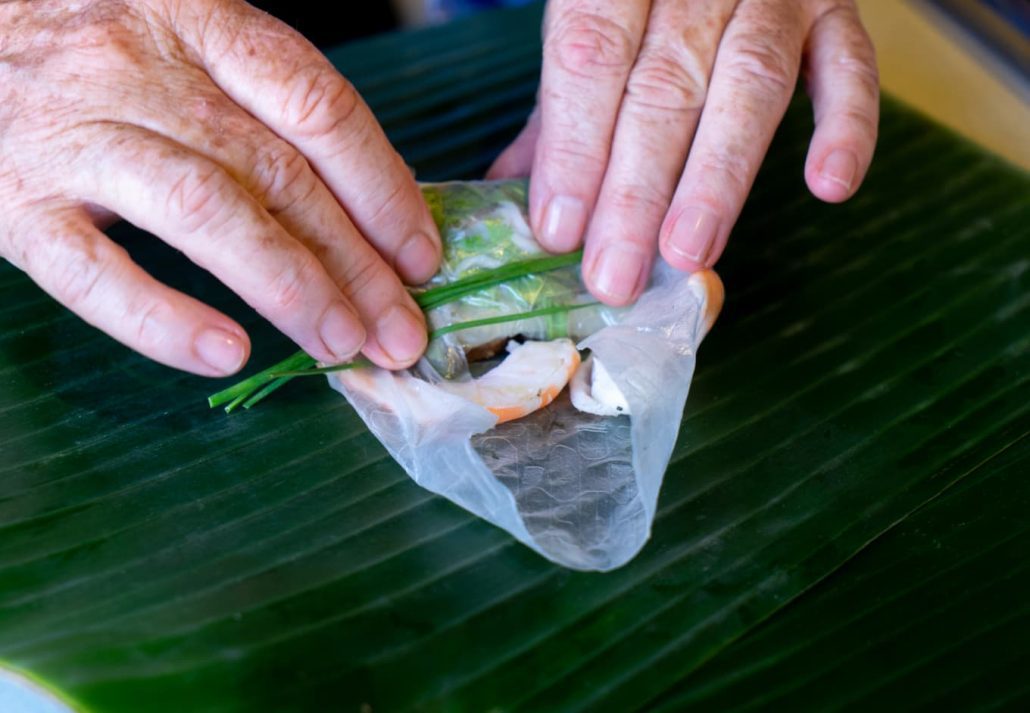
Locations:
330;179;724;571
418;180;622;379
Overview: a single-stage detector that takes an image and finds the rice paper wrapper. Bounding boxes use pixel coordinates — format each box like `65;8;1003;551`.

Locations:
329;182;721;571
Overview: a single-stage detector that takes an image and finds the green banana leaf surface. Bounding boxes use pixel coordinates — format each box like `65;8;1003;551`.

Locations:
1;4;1027;712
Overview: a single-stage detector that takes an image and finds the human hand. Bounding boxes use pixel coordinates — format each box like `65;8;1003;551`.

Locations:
490;0;879;305
0;0;441;376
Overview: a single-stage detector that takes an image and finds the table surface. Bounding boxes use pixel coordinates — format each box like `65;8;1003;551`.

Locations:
857;0;1029;170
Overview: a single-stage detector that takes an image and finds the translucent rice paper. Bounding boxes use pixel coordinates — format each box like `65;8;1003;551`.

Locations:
418;180;622;378
330;181;721;571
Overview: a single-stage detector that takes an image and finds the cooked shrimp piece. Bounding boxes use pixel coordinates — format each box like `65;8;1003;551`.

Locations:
570;355;629;417
691;269;724;336
570;269;724;417
438;339;581;424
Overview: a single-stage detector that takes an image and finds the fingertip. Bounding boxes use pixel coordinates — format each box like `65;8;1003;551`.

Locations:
533;192;588;253
584;243;649;307
807;148;859;203
659;205;721;268
585;282;639;308
363;304;427;370
193;324;251;377
316;301;367;364
659;242;708;274
395;228;442;285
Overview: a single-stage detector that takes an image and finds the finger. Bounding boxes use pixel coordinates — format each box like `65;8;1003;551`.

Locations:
16;209;250;377
582;0;736;305
803;2;879;203
529;0;651;252
192;1;441;284
66;124;373;367
486;106;541;179
125;88;429;368
659;0;808;272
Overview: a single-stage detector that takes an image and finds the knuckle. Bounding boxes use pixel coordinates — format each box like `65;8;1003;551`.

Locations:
132;299;173;354
626;47;709;115
836;105;879;143
248;142;315;214
68;11;125;48
546;10;637;79
282;70;362;139
723;34;797;96
268;250;320;312
340;252;384;298
835;51;880;98
45;231;116;310
605;182;670;217
360;179;409;232
697;149;752;196
167;164;232;235
545;139;609;177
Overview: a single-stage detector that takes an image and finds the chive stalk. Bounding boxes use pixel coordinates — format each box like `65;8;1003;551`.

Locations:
207;351;316;412
208;251;588;410
414;250;583;310
269;303;599;379
428;301;598;340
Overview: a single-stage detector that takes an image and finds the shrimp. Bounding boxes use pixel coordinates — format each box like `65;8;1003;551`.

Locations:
571;269;724;417
336;338;581;427
437;339;580;423
691;269;724;335
340;270;723;425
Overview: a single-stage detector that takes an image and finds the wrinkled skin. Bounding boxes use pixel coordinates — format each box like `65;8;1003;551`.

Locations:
0;0;441;376
491;0;879;305
0;0;878;377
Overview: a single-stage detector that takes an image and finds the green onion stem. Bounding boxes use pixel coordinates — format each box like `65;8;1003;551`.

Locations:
269;360;372;378
268;303;599;379
429;301;599;340
414;250;583;310
208;250;587;409
241;376;294;410
207;351;315;410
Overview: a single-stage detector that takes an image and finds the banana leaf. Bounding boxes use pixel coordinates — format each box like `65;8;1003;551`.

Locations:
0;3;1027;711
650;434;1030;711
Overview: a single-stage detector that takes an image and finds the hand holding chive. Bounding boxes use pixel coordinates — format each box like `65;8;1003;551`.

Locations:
208;247;591;412
0;0;440;378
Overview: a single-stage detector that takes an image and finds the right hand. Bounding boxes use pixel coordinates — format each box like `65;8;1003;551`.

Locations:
0;0;441;376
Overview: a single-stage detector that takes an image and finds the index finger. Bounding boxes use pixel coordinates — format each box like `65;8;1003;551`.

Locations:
69;125;369;367
189;1;442;284
529;0;650;252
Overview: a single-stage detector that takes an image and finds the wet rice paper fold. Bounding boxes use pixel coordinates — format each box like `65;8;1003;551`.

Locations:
330;181;718;571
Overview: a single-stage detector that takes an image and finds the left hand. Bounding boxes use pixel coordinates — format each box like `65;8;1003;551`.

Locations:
489;0;879;305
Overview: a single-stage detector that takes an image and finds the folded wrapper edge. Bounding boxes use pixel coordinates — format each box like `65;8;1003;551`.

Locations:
329;265;723;571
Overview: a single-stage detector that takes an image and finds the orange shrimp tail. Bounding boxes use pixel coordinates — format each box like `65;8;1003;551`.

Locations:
695;269;725;334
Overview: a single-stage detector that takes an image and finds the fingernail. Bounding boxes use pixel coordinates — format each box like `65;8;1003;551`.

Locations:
541;195;587;251
195;327;246;375
319;302;366;362
375;305;427;365
395;231;439;284
821;149;857;191
593;244;647;304
666;207;719;265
